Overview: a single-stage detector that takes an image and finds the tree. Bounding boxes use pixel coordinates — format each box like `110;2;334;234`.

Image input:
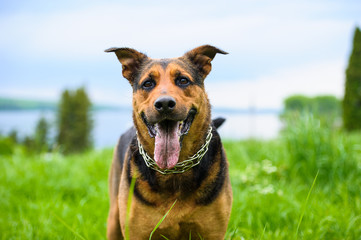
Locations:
22;136;36;154
284;95;312;113
283;95;340;116
343;27;361;131
34;116;50;152
57;87;93;154
8;129;19;144
313;96;340;116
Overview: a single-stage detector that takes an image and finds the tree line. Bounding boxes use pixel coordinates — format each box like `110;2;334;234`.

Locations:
0;87;93;155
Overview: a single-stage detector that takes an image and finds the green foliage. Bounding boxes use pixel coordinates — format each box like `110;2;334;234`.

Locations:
34;116;50;152
8;129;19;144
282;114;358;184
312;96;340;116
18;117;52;154
56;88;93;154
283;95;340;118
284;95;312;112
22;135;37;154
0;135;15;155
343;27;361;131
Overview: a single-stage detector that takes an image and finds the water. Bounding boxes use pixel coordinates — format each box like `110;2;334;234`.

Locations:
0;110;283;148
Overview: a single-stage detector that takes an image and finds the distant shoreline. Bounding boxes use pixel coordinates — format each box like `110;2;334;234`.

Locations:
0;97;281;114
0;97;127;112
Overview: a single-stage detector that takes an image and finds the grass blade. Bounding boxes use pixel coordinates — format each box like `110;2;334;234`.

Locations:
51;212;87;240
149;199;177;240
197;232;204;240
125;177;136;240
259;223;267;240
294;170;319;239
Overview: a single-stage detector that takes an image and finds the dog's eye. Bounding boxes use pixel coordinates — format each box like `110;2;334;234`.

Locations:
176;77;190;87
142;79;155;90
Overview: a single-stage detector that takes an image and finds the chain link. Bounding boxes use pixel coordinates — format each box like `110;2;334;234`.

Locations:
137;126;213;174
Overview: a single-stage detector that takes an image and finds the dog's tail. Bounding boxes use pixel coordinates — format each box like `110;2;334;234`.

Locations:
212;117;226;129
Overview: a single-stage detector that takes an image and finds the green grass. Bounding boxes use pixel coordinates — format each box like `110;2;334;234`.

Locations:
0;150;110;239
1;115;361;239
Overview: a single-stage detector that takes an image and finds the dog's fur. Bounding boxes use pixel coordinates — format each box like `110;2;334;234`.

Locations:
105;45;232;240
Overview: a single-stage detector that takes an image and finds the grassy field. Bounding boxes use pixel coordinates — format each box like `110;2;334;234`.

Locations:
1;115;361;239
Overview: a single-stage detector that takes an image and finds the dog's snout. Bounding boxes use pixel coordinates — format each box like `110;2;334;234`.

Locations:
154;96;176;114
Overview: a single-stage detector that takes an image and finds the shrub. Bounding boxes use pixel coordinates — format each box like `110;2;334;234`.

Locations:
282;113;359;184
283;95;340;118
343;27;361;131
0;135;15;155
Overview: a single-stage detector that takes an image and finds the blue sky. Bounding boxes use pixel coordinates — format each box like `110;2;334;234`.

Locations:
1;0;360;109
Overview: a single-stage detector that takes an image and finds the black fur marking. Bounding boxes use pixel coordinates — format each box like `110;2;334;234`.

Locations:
133;60;170;92
174;59;203;86
132;140;160;192
117;127;137;171
192;128;220;189
125;125;225;206
194;127;226;205
132;59;203;92
131;58;152;91
195;149;226;205
126;138;156;206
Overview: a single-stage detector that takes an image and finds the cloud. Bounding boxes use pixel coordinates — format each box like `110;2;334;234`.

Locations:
206;59;345;109
0;0;358;109
0;1;357;61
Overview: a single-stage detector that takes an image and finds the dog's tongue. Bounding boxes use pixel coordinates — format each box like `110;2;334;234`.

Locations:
154;121;180;169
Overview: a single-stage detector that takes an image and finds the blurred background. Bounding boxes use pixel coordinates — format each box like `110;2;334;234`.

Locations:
1;0;360;148
2;1;361;239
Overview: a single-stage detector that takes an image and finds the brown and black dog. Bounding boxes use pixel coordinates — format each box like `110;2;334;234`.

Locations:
105;45;232;240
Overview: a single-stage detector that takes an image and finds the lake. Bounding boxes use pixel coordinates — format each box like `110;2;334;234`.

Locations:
0;109;283;148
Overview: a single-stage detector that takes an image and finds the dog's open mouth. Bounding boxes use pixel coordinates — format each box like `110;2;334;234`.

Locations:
141;108;197;169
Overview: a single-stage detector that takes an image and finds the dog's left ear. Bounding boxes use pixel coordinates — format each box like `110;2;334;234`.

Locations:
184;45;228;79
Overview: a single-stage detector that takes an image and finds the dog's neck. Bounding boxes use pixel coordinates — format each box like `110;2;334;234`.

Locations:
137;125;213;174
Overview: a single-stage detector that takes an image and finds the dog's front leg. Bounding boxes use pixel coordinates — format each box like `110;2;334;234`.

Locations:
107;199;123;240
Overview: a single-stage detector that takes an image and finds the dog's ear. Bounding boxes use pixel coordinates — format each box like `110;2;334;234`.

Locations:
105;47;148;83
184;45;228;79
212;117;226;129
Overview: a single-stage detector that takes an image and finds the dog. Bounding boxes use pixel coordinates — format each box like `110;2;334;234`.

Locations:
105;45;232;240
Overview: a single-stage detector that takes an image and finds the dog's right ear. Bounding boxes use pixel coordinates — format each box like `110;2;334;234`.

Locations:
105;47;148;83
212;117;226;129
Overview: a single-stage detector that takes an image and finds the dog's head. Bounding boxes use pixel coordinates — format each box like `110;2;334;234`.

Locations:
106;45;227;169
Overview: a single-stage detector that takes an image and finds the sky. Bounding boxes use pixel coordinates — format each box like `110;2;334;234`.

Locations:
1;0;360;110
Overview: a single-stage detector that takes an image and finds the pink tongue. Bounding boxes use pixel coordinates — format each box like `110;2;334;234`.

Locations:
154;122;180;169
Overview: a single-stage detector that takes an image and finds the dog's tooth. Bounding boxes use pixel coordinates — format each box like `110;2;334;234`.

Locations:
154;124;159;135
177;121;181;136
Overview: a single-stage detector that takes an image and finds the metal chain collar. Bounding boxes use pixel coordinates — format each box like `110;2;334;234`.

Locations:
137;126;213;175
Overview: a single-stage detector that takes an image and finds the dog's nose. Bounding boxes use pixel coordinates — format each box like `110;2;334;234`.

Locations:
154;96;176;114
